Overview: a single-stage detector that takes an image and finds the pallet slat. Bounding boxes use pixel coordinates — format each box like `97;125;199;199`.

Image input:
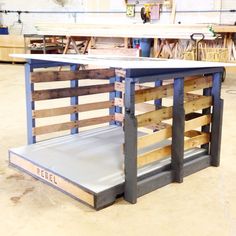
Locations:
33;100;113;118
138;126;172;150
115;82;151;92
32;84;114;101
135;76;212;104
138;114;211;149
185;114;211;131
136;96;212;127
137;132;210;167
184;96;212;114
33;115;113;135
114;97;123;107
31;69;116;83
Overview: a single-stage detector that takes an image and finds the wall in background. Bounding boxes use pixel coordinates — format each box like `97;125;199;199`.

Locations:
0;0;235;34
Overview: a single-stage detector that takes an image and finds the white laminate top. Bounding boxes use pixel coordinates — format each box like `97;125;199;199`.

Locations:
10;54;236;69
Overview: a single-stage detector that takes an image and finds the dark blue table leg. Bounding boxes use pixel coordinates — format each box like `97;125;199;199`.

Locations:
171;77;185;183
124;77;137;204
70;65;79;134
210;72;224;167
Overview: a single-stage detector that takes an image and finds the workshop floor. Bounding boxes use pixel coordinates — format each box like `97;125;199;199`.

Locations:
0;64;235;236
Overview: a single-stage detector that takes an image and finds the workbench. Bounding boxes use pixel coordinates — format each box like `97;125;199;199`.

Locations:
9;54;228;209
35;23;216;58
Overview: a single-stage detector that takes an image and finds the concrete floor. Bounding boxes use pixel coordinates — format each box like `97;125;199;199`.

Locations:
0;64;235;236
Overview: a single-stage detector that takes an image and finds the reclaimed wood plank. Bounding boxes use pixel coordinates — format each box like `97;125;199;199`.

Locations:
136;96;212;127
137;106;173;127
33;115;113;135
32;84;114;101
79;116;113;127
137;132;210;167
114;97;123;107
184;96;212;114
137;114;211;149
115;113;124;122
115;69;126;78
33;100;113;118
115;82;151;92
135;76;212;104
185;114;211;131
138;126;172;149
31;69;116;83
184;132;210;149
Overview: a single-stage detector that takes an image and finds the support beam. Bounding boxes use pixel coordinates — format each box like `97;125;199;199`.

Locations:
210;72;223;167
124;77;137;204
171;77;185;183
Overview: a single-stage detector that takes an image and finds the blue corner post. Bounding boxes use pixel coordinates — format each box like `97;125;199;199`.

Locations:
210;72;224;167
124;76;138;204
70;65;79;134
109;75;123;126
109;77;116;125
25;60;36;144
171;77;185;183
154;80;163;109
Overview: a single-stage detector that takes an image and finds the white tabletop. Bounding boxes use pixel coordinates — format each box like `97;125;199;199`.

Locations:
11;54;235;69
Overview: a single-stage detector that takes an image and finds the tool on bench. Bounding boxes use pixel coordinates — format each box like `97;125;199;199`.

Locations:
141;5;150;23
190;33;205;61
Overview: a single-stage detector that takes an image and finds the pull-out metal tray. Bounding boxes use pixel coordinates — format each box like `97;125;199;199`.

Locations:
9;125;209;210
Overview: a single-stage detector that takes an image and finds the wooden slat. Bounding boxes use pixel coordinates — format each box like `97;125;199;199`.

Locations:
138;114;211;149
114;97;123;107
79;116;112;128
135;76;212;104
33;115;112;135
184;93;203;102
137;106;173;127
136;103;155;113
184;130;202;138
137;132;210;167
185;114;211;131
114;82;151;92
145;122;171;131
115;69;126;78
184;96;212;114
33;100;113;118
185;112;203;121
138;126;172;150
115;113;124;122
138;145;172;168
136;96;212;127
32;83;114;101
31;69;116;83
184;132;210;149
135;83;172;104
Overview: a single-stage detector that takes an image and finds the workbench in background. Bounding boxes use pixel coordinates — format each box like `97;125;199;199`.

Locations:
0;35;25;62
35;23;236;62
